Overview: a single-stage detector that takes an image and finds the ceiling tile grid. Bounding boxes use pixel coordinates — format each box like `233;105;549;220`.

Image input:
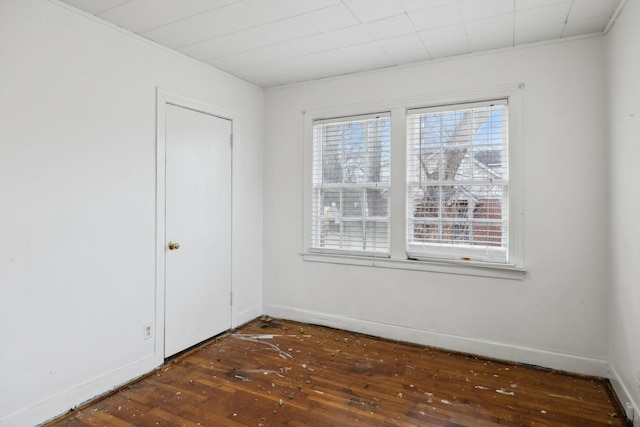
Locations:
59;0;623;87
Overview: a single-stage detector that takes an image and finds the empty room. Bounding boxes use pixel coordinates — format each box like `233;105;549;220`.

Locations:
1;0;638;425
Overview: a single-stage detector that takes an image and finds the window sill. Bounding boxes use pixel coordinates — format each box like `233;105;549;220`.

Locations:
301;252;526;280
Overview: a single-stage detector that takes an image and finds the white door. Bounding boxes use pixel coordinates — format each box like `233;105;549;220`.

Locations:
164;103;232;358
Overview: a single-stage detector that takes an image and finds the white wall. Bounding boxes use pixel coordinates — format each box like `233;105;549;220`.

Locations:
607;0;640;423
0;0;625;424
264;37;609;377
0;1;263;425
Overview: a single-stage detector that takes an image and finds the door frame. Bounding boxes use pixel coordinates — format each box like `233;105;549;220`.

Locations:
155;88;235;365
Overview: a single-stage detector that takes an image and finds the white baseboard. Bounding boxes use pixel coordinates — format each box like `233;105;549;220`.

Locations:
0;354;156;427
234;304;262;328
4;302;262;427
4;306;618;427
263;304;610;378
610;364;639;426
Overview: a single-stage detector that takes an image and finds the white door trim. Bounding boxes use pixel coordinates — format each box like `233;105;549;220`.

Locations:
155;88;235;366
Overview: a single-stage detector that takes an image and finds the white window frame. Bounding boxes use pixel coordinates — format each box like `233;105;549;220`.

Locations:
302;84;525;280
310;112;392;257
406;99;510;264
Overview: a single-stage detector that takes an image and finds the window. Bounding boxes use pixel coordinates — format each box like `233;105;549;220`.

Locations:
406;100;509;263
311;113;391;255
304;88;523;277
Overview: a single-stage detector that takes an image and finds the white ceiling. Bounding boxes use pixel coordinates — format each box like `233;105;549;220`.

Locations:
60;0;622;88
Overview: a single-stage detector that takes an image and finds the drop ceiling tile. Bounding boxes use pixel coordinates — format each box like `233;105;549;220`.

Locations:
458;0;514;22
235;16;319;48
256;34;334;60
140;6;248;48
208;34;333;70
268;42;387;75
303;4;359;32
514;3;571;29
244;50;362;81
229;0;296;23
141;0;295;49
378;33;431;63
567;0;620;21
179;33;246;61
408;3;462;32
283;0;343;14
418;23;467;47
561;14;611;36
378;32;425;52
365;14;415;40
279;49;349;69
515;0;570;12
97;0;236;33
323;26;376;48
58;0;625;88
272;61;361;85
467;31;513;51
514;22;564;44
181;16;318;61
345;0;406;23
427;39;470;58
400;0;457;13
334;41;390;62
463;13;514;39
61;0;132;15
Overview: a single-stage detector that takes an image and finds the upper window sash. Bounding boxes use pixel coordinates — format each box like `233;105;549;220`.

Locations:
311;113;391;255
406;99;509;263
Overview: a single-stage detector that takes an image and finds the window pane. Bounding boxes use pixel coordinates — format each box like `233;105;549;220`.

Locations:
343;188;364;218
407;101;509;263
312;114;391;254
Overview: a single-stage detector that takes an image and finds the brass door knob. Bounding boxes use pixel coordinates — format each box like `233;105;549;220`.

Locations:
168;241;180;250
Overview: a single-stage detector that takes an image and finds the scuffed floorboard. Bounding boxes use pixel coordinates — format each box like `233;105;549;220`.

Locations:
46;318;628;426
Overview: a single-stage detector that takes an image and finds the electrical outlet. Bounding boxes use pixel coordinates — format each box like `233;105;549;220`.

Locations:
625;402;634;422
143;323;152;340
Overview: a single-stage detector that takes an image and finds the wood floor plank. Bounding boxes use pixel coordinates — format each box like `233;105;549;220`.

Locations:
46;318;628;427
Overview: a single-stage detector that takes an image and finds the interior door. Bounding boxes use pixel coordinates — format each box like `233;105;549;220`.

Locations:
164;103;232;358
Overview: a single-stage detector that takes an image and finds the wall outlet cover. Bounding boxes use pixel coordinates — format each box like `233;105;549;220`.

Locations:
625;402;634;422
143;323;152;340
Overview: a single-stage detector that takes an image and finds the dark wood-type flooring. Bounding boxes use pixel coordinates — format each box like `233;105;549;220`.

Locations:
47;318;628;427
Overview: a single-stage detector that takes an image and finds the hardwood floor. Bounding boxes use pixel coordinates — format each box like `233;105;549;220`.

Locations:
47;318;628;427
